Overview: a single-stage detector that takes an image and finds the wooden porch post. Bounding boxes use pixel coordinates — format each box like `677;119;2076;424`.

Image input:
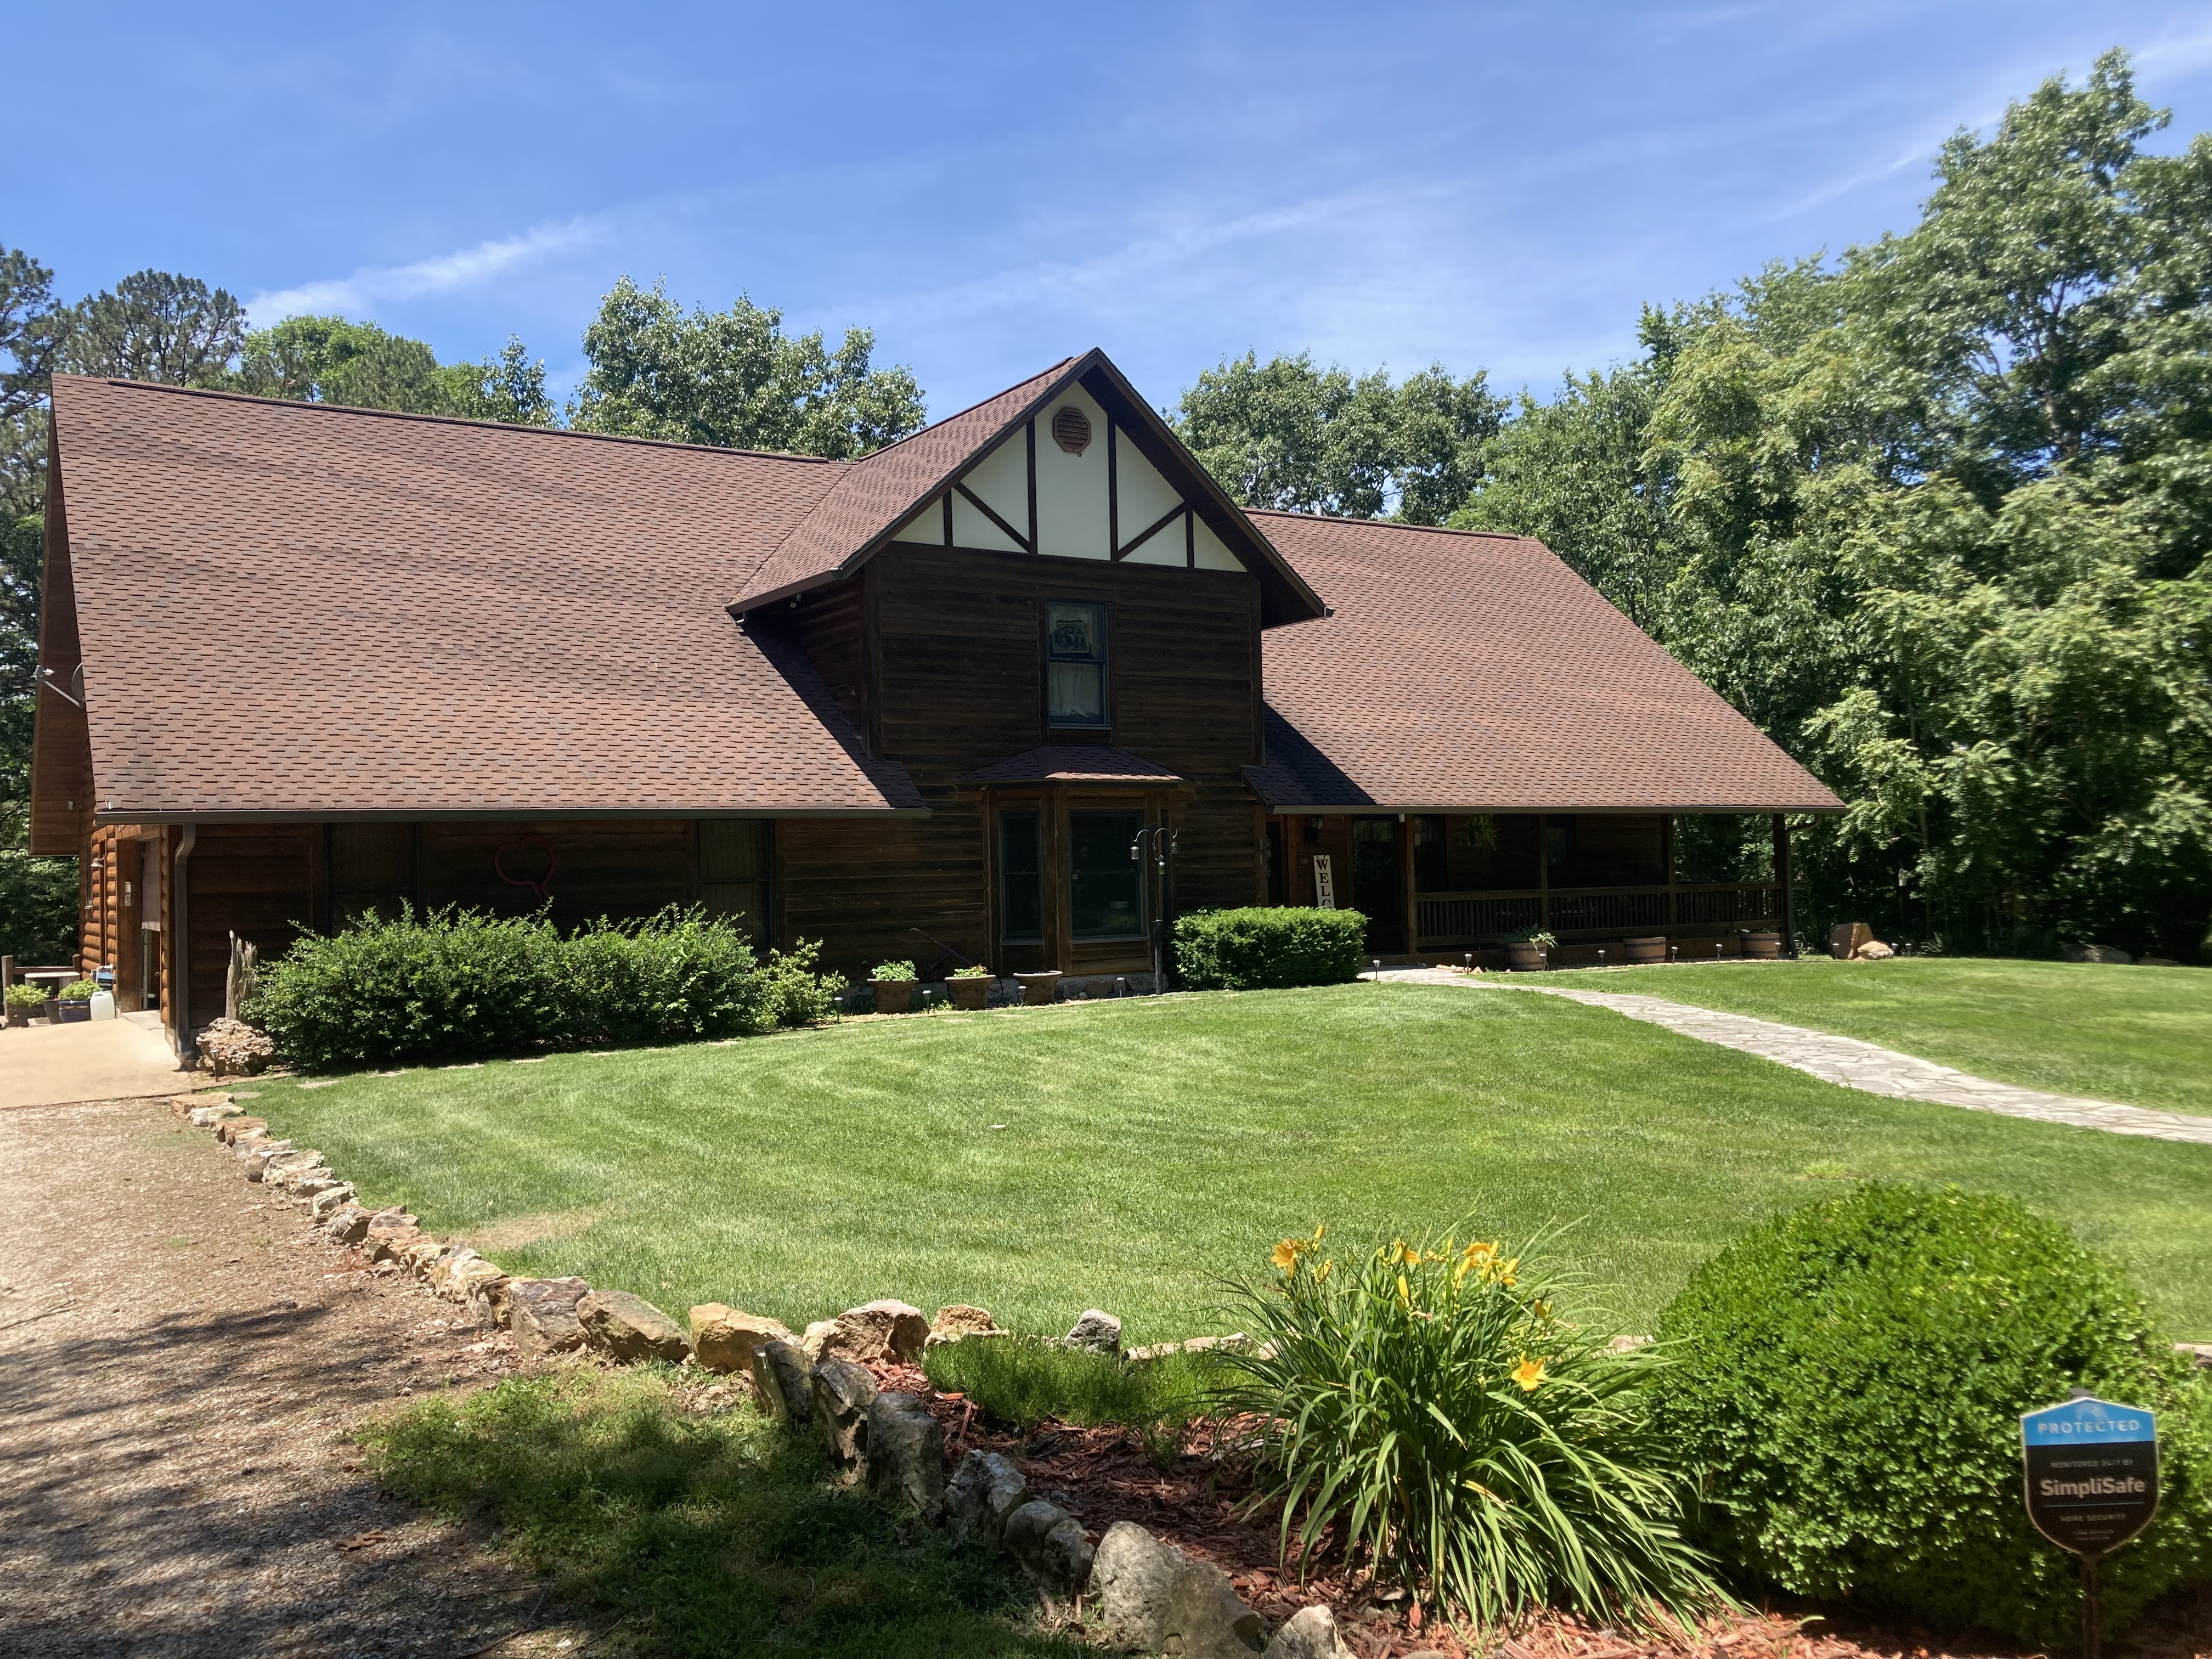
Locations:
1664;815;1677;929
1772;813;1796;957
1538;817;1550;934
1399;814;1417;958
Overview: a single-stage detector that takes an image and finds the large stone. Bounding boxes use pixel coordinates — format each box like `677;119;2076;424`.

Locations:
1126;1333;1253;1364
1854;940;1897;961
809;1357;878;1483
1262;1605;1353;1659
865;1391;946;1511
1091;1520;1263;1656
188;1101;242;1127
320;1203;370;1244
257;1149;326;1186
926;1304;1006;1347
307;1183;358;1218
198;1017;277;1077
508;1277;591;1359
751;1338;814;1421
2064;941;2134;964
425;1246;483;1299
1829;921;1873;960
944;1449;1029;1549
173;1091;228;1118
215;1116;267;1145
1064;1308;1123;1356
1001;1500;1094;1600
239;1140;295;1178
802;1299;930;1365
578;1290;691;1363
399;1235;450;1277
688;1304;793;1375
456;1259;509;1325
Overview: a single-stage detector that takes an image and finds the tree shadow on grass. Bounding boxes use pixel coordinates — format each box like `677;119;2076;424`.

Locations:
362;1366;1085;1659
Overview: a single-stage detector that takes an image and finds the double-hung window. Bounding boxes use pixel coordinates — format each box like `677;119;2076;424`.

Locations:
1045;602;1108;729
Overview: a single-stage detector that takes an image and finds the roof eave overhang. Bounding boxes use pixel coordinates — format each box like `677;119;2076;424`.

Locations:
1253;799;1848;816
92;805;933;826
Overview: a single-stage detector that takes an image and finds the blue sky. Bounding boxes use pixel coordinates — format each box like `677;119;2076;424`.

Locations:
16;2;2212;419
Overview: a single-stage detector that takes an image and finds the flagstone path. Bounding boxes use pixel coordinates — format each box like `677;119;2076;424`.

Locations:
1388;968;2212;1147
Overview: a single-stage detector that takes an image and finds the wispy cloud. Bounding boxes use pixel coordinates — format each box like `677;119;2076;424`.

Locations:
246;218;604;322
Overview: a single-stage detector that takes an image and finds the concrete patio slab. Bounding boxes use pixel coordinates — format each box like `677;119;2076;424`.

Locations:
0;1015;188;1109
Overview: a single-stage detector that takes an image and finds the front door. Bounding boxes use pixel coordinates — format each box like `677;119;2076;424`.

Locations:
1351;817;1404;953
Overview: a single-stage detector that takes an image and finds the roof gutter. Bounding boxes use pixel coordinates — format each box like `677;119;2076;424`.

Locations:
172;823;195;1064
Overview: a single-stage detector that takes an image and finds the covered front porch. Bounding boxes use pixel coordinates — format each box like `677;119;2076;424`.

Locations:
1266;810;1796;966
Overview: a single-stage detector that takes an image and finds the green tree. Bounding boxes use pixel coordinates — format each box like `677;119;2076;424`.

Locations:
1171;351;1504;523
60;268;247;387
569;277;924;458
0;242;68;519
236;317;554;425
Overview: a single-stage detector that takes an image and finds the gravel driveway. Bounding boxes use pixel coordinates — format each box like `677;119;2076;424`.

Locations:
0;1092;577;1658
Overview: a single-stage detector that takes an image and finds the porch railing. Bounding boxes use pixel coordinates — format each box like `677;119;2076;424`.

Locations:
1414;882;1780;946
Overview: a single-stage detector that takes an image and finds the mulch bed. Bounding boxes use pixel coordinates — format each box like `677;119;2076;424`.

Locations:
864;1361;2211;1659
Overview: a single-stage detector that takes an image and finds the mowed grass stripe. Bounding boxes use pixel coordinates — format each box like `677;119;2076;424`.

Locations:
1591;957;2212;1118
251;984;2212;1341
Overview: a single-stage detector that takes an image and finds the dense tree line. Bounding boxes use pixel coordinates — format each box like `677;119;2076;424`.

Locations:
1173;51;2211;961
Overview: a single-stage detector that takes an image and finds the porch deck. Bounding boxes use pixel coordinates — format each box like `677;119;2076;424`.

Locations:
1414;879;1781;949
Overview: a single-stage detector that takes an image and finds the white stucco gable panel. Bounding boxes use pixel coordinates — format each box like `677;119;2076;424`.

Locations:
1034;386;1112;561
1115;431;1183;539
955;438;1029;552
892;492;949;546
1121;529;1185;567
1193;515;1242;571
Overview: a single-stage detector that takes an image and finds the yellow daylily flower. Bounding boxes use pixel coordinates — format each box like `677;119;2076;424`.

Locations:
1272;1238;1303;1273
1311;1222;1327;1243
1511;1357;1547;1392
1396;1272;1412;1307
1314;1258;1334;1283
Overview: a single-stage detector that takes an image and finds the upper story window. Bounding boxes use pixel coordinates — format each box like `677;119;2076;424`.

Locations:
1045;601;1108;729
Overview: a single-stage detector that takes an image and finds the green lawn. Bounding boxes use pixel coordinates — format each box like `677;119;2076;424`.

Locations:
247;984;2212;1342
1582;957;2212;1116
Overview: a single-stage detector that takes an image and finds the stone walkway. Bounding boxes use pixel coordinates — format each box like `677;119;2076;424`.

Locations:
1389;969;2212;1146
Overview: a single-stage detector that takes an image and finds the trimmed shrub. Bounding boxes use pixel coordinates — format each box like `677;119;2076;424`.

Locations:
250;904;842;1070
1653;1183;2212;1645
1212;1222;1726;1629
1173;906;1366;990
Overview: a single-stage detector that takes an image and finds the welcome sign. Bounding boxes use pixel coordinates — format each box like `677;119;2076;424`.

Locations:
2022;1396;2159;1558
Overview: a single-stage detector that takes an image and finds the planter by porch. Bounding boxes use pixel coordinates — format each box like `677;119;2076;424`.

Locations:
1741;931;1782;960
1013;970;1062;1006
56;1000;92;1023
1621;935;1667;966
1504;942;1546;972
871;978;917;1015
945;976;991;1012
5;1009;27;1028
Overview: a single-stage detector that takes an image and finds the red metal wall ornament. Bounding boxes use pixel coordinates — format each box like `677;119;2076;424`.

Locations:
494;832;557;905
1052;405;1092;455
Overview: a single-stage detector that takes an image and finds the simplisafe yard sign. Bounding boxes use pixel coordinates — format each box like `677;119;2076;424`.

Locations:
2022;1394;2158;1659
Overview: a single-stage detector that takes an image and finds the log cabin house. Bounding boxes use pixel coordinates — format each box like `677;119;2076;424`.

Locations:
29;349;1841;1057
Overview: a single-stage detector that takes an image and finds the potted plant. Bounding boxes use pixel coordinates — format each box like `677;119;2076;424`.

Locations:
1502;928;1556;972
1621;935;1667;966
1012;969;1063;1006
870;960;919;1015
1741;930;1782;960
945;963;993;1011
4;981;48;1028
55;978;98;1022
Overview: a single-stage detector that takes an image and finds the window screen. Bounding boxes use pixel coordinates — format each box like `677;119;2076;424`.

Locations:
1046;602;1107;727
699;820;771;945
999;811;1043;943
331;823;417;924
1069;809;1144;940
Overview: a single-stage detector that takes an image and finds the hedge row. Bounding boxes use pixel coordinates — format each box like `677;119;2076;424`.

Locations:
1173;906;1367;990
248;905;844;1070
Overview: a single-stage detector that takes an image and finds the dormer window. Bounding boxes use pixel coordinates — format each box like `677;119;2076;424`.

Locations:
1045;601;1108;728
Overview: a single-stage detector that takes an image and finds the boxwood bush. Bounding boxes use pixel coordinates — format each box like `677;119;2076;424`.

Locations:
249;905;843;1070
1173;906;1366;990
1653;1183;2212;1644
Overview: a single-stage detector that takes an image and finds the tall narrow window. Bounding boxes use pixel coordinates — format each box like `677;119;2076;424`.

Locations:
331;823;417;924
1045;601;1107;729
999;811;1043;943
1069;809;1144;940
699;820;771;945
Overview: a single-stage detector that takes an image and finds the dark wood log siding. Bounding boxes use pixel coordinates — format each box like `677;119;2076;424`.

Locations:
773;541;1268;979
780;575;870;740
416;820;695;928
185;825;320;1031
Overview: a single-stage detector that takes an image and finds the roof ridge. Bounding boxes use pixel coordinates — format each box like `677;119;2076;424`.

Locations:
59;373;847;465
846;356;1080;465
1245;506;1532;540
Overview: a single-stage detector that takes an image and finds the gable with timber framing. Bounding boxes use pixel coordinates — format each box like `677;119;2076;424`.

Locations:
889;381;1247;573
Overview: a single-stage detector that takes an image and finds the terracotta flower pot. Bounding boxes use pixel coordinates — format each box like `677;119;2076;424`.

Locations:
1621;935;1667;966
1013;970;1063;1006
946;977;991;1011
872;978;917;1014
1742;932;1782;961
1504;943;1545;972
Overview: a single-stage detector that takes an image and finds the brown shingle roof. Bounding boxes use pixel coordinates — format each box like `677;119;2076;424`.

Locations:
50;375;922;818
958;745;1186;785
1249;513;1843;812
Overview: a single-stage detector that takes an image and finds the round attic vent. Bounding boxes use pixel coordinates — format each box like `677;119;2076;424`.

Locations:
1051;404;1093;455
